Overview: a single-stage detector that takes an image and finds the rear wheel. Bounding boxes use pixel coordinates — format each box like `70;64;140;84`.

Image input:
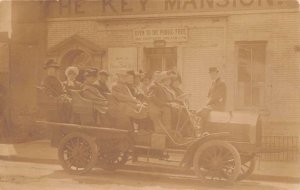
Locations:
193;140;241;185
58;133;98;175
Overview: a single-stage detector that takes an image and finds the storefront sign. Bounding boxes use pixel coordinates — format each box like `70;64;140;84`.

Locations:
108;47;137;73
47;0;299;18
133;28;188;42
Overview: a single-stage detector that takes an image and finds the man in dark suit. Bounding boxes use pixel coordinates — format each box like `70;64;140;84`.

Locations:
207;67;227;111
42;59;66;97
41;59;71;122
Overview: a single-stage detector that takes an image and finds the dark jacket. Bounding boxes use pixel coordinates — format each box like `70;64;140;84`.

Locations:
111;82;137;103
81;82;108;114
95;81;111;97
207;78;226;111
42;76;65;97
148;83;175;107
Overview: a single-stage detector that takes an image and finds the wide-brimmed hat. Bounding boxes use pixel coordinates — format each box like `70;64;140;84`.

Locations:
44;59;60;69
209;67;219;73
99;70;109;76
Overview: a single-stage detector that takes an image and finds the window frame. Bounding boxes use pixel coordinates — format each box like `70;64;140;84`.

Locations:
235;41;267;110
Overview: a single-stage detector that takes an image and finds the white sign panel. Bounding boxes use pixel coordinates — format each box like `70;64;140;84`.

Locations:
133;28;188;43
108;47;137;74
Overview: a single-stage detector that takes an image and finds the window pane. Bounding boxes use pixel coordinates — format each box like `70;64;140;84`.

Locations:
237;42;266;108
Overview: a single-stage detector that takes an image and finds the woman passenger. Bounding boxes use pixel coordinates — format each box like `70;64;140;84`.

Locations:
62;66;82;91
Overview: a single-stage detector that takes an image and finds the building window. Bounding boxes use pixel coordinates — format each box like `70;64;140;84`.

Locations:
144;47;177;74
236;42;266;108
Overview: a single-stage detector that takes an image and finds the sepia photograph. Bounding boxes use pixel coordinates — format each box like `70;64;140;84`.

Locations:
0;0;299;189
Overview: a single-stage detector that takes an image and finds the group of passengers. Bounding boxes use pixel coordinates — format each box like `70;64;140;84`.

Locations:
41;59;226;137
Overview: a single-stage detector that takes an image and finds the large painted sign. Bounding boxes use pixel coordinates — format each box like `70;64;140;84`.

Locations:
46;0;299;18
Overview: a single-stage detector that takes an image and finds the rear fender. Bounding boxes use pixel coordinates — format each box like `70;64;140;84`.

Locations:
180;132;230;168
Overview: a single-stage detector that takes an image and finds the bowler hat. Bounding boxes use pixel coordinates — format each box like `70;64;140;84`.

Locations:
44;59;60;69
209;67;219;73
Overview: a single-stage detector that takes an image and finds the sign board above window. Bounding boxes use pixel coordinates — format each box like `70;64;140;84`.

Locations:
133;28;188;43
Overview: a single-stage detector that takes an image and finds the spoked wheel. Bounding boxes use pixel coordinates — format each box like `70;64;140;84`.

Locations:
58;133;98;175
193;140;241;185
98;138;131;171
237;156;256;181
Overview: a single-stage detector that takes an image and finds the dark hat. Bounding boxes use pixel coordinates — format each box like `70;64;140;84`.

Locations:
98;70;109;76
209;67;219;73
84;68;98;77
44;59;60;69
126;70;136;77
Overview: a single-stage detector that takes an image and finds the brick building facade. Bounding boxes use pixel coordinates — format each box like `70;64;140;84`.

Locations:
6;1;300;137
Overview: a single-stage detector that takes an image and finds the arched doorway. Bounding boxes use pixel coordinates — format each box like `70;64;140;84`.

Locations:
59;49;92;82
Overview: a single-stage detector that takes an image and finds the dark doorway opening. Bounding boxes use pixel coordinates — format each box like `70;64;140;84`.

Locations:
144;47;177;75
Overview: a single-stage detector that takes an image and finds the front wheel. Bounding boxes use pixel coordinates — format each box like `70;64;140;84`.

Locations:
237;156;256;181
193;140;241;185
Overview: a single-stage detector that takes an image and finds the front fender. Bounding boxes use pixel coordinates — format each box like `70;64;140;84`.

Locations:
180;132;230;168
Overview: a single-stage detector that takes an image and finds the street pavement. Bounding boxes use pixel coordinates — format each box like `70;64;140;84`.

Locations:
0;140;299;187
0;160;299;190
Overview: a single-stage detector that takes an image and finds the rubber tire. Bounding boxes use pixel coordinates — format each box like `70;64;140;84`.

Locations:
237;157;256;181
58;132;98;175
193;140;241;185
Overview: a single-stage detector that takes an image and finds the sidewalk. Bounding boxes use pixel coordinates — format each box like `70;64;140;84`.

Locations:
0;140;299;183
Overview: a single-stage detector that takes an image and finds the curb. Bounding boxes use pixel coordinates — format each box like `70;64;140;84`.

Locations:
0;155;299;184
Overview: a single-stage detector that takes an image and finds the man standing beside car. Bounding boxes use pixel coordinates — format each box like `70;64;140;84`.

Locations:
206;67;227;111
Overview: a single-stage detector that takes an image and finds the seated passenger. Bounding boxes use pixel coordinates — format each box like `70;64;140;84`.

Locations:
41;59;71;122
94;70;111;97
148;71;176;133
111;70;148;120
81;68;108;114
42;59;66;98
148;71;193;137
62;66;82;92
170;74;184;98
140;72;152;97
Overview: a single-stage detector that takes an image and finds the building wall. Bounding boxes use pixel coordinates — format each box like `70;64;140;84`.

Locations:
227;12;300;123
47;11;300;134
